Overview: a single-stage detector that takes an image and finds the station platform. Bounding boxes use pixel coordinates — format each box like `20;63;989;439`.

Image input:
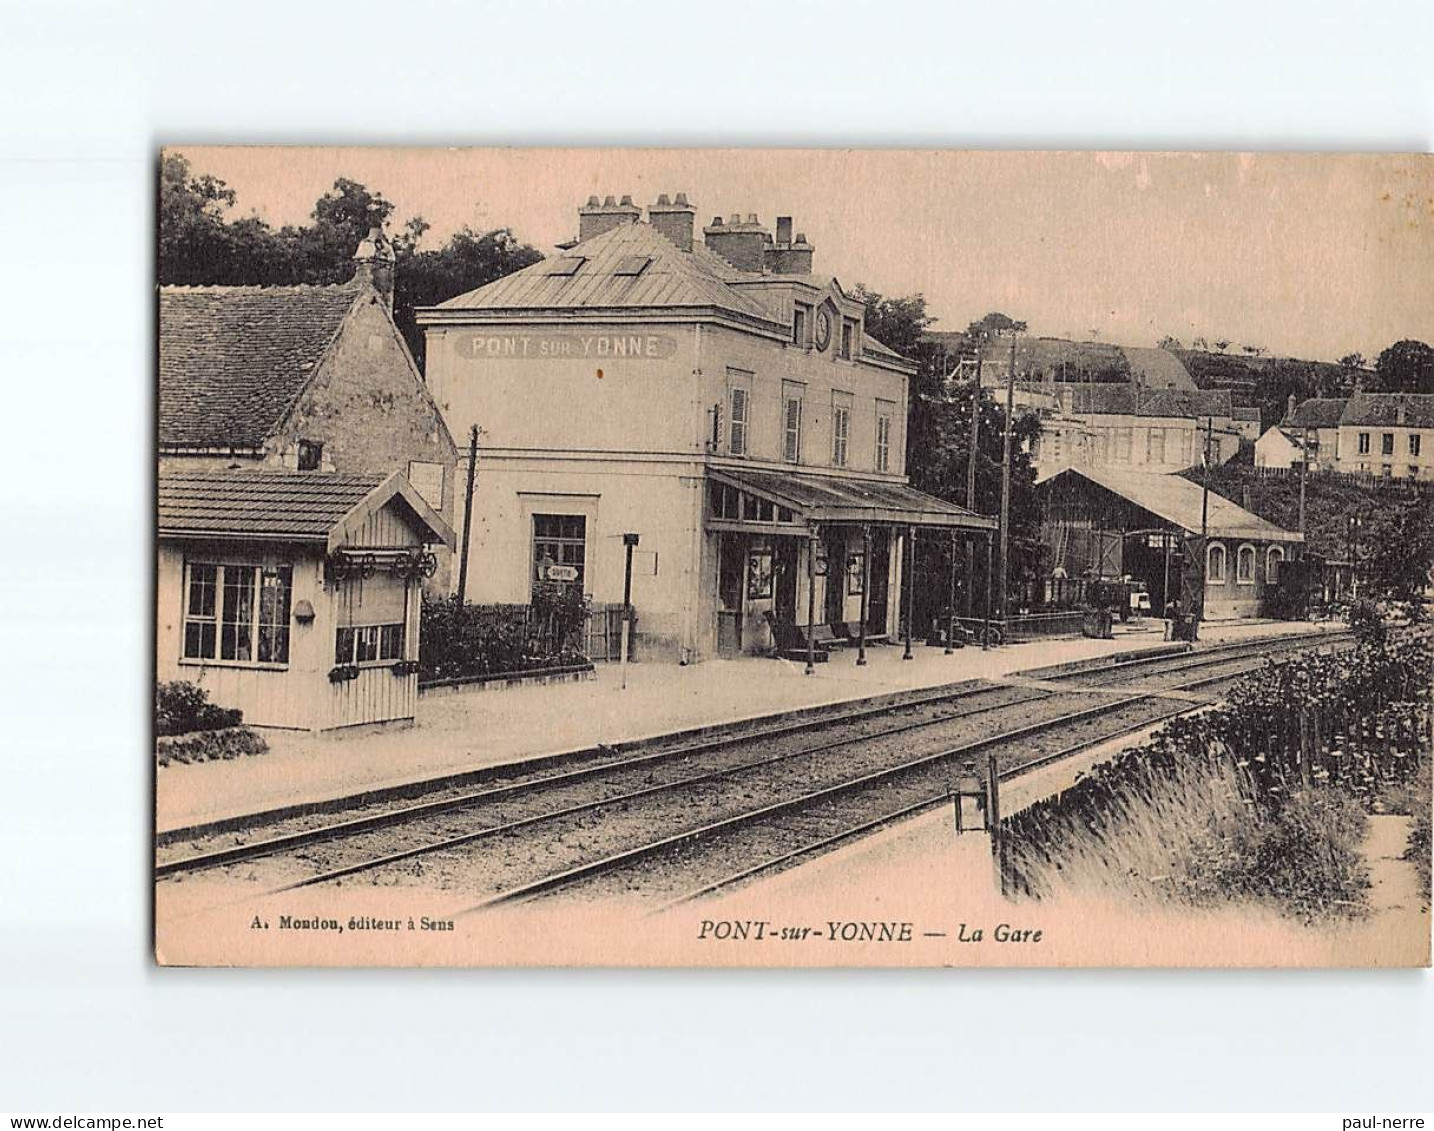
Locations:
155;617;1340;836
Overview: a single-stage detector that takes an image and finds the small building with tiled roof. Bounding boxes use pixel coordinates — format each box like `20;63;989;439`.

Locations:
418;194;993;662
1037;465;1302;621
158;233;458;559
1256;395;1349;472
157;469;454;732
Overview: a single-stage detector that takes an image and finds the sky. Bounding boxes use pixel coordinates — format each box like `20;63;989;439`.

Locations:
169;147;1433;363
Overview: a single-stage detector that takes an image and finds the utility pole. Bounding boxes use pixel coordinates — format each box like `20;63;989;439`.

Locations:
1298;424;1310;544
997;326;1018;627
457;424;479;602
1194;414;1213;641
965;342;983;618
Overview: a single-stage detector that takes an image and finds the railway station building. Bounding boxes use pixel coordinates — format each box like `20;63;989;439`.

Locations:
417;194;995;662
1037;465;1303;620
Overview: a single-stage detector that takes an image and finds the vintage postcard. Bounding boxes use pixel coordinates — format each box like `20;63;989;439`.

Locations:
153;148;1432;967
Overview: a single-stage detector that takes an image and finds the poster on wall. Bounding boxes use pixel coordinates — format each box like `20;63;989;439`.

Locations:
154;147;1431;969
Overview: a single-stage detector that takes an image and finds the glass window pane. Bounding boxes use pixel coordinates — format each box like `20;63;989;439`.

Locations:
220;567;255;661
335;627;355;665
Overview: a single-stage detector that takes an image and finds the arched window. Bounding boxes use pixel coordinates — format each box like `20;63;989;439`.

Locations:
1207;542;1227;583
1237;544;1256;584
1267;546;1285;584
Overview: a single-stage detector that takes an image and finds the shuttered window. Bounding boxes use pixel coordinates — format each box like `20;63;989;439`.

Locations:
783;393;803;463
832;396;851;467
876;412;892;472
730;386;749;455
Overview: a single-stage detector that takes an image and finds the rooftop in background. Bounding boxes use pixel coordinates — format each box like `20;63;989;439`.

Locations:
1340;392;1434;429
159;282;365;451
1284;397;1349;430
1119;346;1197;391
157;469;455;550
1057;383;1234;420
1036;464;1303;542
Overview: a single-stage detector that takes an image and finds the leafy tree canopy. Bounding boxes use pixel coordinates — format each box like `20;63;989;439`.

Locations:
1372;339;1434;394
157;153;543;364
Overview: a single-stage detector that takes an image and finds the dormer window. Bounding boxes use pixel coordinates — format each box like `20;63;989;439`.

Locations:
840;320;855;360
546;256;586;277
792;303;810;347
297;440;323;471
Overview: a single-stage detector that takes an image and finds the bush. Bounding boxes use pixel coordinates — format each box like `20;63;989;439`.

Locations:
419;595;590;682
156;680;243;737
156;725;269;767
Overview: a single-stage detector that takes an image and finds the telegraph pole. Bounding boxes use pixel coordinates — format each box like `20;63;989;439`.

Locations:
1298;425;1310;543
457;424;479;602
1194;414;1213;641
997;327;1018;626
965;343;983;618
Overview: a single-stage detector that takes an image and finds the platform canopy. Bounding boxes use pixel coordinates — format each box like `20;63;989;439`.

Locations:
709;466;996;534
1036;465;1303;543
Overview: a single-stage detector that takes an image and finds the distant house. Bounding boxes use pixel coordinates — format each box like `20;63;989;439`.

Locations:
158;232;458;553
1027;384;1240;475
157;470;454;732
1334;392;1434;481
1255;396;1347;471
1231;405;1262;443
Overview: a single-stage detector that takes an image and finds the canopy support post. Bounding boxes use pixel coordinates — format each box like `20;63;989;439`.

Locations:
805;527;818;676
946;529;958;654
857;523;871;667
903;525;916;661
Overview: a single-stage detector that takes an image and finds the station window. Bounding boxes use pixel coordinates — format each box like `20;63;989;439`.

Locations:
1237;544;1256;584
1357;432;1371;455
1206;543;1227;583
832;393;852;468
1382;432;1395;456
1267;546;1284;584
792;304;809;347
875;409;892;472
335;623;405;666
1411;434;1422;457
782;385;804;463
840;320;854;360
532;514;587;592
183;562;292;666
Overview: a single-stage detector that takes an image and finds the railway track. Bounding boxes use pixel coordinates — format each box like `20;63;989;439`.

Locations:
156;630;1350;907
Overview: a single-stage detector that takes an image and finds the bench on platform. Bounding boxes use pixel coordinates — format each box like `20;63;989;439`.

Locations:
763;613;830;662
834;621;888;646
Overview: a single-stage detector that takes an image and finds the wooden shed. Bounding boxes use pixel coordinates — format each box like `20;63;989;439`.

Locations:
157;469;455;732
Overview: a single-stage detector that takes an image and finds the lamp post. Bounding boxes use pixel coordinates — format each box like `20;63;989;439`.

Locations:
997;327;1017;627
620;532;639;690
902;525;917;660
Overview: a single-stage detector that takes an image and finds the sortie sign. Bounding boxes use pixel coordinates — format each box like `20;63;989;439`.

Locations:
456;332;679;361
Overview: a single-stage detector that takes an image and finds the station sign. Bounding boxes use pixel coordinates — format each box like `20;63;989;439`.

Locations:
455;332;679;362
542;564;581;582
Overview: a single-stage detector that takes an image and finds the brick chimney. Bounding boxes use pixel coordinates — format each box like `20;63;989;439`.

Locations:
1286;393;1297;420
764;215;814;274
703;212;770;272
352;226;395;309
648;192;696;252
579;194;641;242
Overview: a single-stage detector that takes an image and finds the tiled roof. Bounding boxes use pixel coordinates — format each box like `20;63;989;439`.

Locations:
435;222;781;327
159;283;363;450
158;469;383;542
1037;465;1302;542
1233;405;1262;421
1061;384;1232;419
1119;347;1197;391
1339;392;1434;429
712;467;995;530
1286;397;1348;429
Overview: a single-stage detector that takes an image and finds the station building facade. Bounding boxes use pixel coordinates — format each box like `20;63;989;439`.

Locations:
418;195;993;662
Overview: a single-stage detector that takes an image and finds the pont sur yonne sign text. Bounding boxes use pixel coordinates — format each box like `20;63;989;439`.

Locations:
456;332;679;361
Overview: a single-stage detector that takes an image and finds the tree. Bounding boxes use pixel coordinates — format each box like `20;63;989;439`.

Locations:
1192;336;1209;351
1214;339;1230;353
1157;335;1183;350
157;154;544;368
1339;352;1366;369
1372;339;1434;394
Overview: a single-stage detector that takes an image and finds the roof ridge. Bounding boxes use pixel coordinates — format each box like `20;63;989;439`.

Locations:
160;280;364;294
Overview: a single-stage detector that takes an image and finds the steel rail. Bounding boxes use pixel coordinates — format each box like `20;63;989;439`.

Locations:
455;657;1282;915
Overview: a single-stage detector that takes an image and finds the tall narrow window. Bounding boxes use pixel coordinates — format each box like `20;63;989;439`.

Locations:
1237;544;1255;584
1207;542;1227;583
1382;432;1395;456
1358;432;1371;454
729;386;749;455
840;321;853;360
1267;546;1284;584
792;305;807;347
1410;434;1421;456
875;410;892;472
782;386;804;463
832;402;850;467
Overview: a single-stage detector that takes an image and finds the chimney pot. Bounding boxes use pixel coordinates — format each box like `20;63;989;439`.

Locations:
775;216;793;245
729;213;742;225
603;195;617;207
747;213;758;225
710;216;723;227
586;194;600;207
655;193;671;206
352;225;395;309
619;194;634;206
674;192;690;206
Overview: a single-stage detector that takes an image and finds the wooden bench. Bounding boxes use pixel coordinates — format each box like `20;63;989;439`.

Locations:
834;622;889;646
763;613;830;662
